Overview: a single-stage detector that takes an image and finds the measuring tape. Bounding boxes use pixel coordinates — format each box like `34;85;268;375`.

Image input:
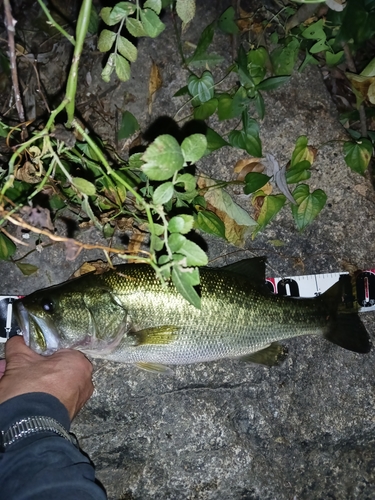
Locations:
1;269;374;343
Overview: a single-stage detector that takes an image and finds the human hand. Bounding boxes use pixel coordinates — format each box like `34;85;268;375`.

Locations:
0;336;94;420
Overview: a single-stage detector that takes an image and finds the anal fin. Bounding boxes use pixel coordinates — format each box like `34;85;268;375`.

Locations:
136;362;173;374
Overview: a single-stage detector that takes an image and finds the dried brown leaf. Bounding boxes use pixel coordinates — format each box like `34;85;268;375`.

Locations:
21;206;53;230
73;260;111;278
15;161;44;184
148;61;163;114
234;157;265;180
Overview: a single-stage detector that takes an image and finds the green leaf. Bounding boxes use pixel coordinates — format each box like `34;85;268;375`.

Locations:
215;187;256;226
252;194;286;237
178;239;208;266
188;71;214;103
0;122;9;138
286;160;311;184
228;116;262;157
188;21;215;62
176;0;195;25
115;54;131;82
325;50;344;66
142;135;184;180
152;182;174;205
343;139;373;175
291;184;327;231
218;6;240;34
188;53;224;68
217;88;249;120
144;0;162;15
88;5;99;34
174;85;189;97
168;233;186;252
181;134;207;163
172;267;201;309
310;39;330;54
128;152;144;169
98;29;116;52
118;111;139;140
299;50;319;73
117;36;138;62
49;194;65;210
291;136;308;166
150;223;164;237
15;262;38;276
0;233;16;260
254;92;265;119
193;98;218;120
103;223;115;238
247;47;269;70
271;39;299;76
126;17;147;37
153;236;165;251
244;172;271;194
168;214;194;234
231;86;251;116
237;45;253;87
205;127;228;154
101;53;115;82
101;2;135;26
140;8;165;38
175;173;196;191
72;177;96;196
301;19;326;41
256;76;290;91
196;210;226;238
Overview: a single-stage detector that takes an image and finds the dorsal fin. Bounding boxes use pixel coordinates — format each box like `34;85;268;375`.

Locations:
221;257;266;284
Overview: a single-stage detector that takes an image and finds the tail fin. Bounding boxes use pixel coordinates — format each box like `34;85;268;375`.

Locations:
322;275;371;353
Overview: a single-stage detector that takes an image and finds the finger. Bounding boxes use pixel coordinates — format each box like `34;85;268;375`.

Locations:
5;335;40;361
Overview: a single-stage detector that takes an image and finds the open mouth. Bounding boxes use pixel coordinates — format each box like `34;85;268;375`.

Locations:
15;301;61;354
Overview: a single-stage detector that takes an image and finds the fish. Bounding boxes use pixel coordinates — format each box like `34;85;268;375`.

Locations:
15;258;371;372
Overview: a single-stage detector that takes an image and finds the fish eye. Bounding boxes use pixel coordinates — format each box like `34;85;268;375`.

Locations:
41;298;55;313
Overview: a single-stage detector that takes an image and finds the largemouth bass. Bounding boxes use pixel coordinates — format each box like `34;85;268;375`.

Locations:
15;258;371;372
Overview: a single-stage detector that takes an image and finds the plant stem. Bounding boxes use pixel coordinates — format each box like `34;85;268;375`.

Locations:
65;0;92;126
8;98;69;175
36;0;75;46
71;119;158;259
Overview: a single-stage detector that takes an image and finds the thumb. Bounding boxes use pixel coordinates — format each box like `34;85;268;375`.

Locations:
5;335;40;362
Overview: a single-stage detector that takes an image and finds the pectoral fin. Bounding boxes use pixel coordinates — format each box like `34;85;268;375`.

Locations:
131;325;179;346
238;342;287;366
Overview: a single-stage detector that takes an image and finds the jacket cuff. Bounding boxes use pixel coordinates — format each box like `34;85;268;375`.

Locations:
0;393;70;434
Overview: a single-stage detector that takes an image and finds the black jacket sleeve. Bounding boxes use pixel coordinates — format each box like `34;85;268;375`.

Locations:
0;392;107;500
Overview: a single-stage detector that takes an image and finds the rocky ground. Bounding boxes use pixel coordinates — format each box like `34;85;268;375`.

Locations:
1;1;375;499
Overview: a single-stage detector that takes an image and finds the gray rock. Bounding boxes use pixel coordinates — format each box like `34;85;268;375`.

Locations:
1;1;375;499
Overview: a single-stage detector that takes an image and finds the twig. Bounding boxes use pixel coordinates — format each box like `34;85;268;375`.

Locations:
342;42;367;138
0;211;152;260
3;0;27;140
0;226;28;246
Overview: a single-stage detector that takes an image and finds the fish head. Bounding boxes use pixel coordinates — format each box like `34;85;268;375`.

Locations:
15;279;129;355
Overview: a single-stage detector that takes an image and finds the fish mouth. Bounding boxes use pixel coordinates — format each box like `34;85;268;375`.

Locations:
15;301;62;355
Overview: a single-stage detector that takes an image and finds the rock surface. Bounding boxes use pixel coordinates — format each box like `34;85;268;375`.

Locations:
1;1;375;499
